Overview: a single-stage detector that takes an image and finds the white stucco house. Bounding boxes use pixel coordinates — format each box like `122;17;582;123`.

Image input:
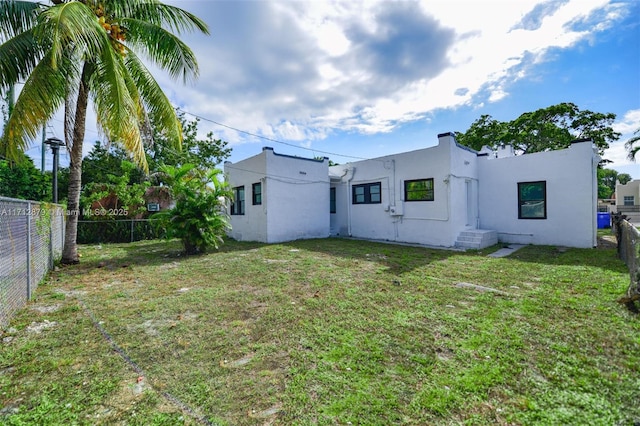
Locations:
615;179;640;223
224;147;330;243
224;133;600;249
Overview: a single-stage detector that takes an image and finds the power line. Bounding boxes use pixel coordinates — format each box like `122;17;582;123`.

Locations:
175;107;373;162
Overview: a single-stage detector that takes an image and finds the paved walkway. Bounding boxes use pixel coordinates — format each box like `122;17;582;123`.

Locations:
488;244;526;258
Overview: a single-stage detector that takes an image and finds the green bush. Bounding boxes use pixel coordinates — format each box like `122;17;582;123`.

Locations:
153;165;231;254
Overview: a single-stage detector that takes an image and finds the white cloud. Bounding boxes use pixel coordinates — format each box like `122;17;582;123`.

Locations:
166;0;626;139
613;109;640;135
603;109;640;168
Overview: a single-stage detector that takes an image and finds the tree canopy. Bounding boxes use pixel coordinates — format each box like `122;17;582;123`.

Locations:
147;112;231;181
597;168;632;199
0;152;50;200
455;103;619;156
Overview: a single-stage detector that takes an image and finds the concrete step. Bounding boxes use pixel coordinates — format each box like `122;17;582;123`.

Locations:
455;229;497;250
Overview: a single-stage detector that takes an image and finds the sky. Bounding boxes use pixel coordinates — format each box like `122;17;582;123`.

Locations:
26;0;640;178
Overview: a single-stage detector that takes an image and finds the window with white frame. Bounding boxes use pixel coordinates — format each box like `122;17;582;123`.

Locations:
623;196;635;206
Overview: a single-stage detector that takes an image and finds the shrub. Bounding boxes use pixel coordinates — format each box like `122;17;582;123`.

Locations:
154;164;231;254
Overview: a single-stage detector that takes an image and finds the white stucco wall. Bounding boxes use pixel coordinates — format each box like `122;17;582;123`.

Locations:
615;179;640;206
478;140;598;248
263;149;330;243
224;152;268;242
329;133;477;247
224;148;329;243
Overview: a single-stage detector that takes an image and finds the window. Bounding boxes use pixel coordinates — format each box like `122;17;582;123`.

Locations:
404;178;434;201
231;186;245;215
518;181;546;219
330;187;336;213
624;196;635;206
252;182;262;205
352;182;381;204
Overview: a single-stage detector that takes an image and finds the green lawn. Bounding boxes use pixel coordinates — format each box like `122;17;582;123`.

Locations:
1;237;639;425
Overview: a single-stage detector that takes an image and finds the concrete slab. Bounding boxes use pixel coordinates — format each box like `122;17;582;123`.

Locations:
488;244;526;258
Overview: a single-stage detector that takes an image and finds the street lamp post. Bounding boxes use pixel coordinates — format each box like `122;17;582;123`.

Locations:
44;137;65;203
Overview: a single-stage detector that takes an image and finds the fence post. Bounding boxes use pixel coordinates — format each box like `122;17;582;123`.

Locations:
26;201;32;300
49;205;54;269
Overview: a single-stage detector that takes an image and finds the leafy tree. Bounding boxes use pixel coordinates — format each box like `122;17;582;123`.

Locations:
81;160;149;219
456;103;619;156
0;0;208;264
625;128;640;161
454;115;507;152
0;152;50;200
148;112;231;175
598;168;632;199
53;166;69;203
82;142;146;188
154;164;232;255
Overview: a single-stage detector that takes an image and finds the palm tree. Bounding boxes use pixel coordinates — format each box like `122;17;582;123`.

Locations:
0;0;208;263
625;128;640;161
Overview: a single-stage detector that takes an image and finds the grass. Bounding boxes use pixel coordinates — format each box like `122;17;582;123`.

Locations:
1;236;639;425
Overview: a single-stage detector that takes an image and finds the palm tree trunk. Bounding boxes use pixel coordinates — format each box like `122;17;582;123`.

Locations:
61;64;90;264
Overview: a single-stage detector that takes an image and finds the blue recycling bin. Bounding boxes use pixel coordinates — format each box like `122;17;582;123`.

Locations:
597;212;611;229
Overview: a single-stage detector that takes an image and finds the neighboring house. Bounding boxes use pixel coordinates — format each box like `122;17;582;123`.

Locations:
224;147;330;243
144;186;173;215
615;179;640;223
225;133;600;249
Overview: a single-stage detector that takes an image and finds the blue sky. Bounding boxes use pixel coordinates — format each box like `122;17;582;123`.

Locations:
29;0;639;178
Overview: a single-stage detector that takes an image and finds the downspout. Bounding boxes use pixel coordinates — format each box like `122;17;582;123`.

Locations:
391;159;398;240
343;166;355;236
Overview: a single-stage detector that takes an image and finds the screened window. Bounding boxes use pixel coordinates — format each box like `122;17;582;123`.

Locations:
404;178;434;201
352;182;381;204
231;186;245;215
330;187;336;213
624;196;635;206
252;182;262;205
518;181;546;219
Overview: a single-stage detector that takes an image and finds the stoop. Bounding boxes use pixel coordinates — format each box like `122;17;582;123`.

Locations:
455;229;498;250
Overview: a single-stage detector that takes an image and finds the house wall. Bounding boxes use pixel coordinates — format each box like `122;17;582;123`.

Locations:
478;140;598;248
225;152;268;242
616;179;640;206
329;133;477;247
225;148;330;243
616;180;640;224
263;149;330;243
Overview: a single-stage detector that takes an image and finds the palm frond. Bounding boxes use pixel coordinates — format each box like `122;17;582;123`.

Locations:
122;18;200;82
127;2;209;35
125;51;182;149
0;1;41;40
37;1;107;69
1;51;66;161
0;28;44;90
625;129;640;161
90;43;146;171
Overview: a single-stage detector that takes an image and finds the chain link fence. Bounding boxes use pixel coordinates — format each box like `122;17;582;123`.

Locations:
77;219;163;244
612;213;640;309
0;197;65;328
